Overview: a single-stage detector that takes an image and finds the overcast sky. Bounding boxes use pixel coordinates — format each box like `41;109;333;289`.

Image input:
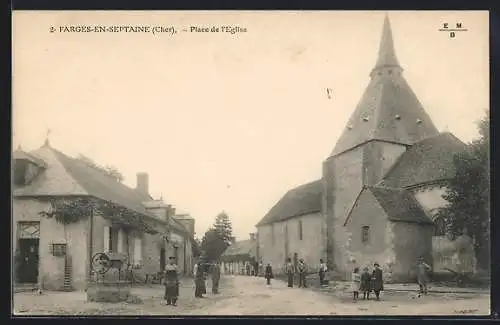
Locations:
12;11;489;241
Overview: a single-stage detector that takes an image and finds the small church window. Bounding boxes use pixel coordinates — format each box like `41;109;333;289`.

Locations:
361;226;370;244
388;69;393;75
298;220;303;240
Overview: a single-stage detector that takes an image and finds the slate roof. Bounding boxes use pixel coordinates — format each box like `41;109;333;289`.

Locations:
369;187;433;225
379;132;466;188
330;15;439;157
13;144;188;235
221;239;257;260
256;180;322;227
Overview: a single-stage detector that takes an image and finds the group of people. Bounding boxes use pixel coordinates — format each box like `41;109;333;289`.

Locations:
350;263;384;301
161;257;222;306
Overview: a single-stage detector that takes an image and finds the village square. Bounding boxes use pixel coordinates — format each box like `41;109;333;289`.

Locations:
12;12;490;316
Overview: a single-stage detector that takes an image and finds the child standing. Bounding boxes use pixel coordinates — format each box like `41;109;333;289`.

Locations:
351;267;361;301
360;267;372;300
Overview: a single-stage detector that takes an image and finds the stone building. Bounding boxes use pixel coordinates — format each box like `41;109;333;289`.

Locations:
221;233;258;275
12;140;196;291
256;15;475;282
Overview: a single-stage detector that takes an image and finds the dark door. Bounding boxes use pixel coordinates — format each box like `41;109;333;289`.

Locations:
18;238;39;283
160;247;166;271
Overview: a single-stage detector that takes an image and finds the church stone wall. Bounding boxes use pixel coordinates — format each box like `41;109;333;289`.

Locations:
327;146;365;276
362;141;406;185
257;212;323;274
343;190;395;281
285;212;323;272
257;222;285;274
392;221;433;282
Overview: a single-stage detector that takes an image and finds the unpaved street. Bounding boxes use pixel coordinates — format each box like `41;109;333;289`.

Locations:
13;275;489;316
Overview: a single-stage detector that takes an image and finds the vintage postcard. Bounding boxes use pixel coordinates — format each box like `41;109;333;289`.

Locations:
12;10;490;316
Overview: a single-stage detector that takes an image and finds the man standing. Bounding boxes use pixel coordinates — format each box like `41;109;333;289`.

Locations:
211;262;221;294
265;263;273;285
164;257;180;306
416;257;431;295
297;258;308;288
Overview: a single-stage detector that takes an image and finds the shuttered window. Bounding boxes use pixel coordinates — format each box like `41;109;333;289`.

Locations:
133;237;142;265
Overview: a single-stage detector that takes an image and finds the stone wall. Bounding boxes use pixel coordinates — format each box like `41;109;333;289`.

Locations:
362;141;406;185
13;198;88;290
392;221;433;282
257;212;323;275
327;146;364;277
343;190;395;281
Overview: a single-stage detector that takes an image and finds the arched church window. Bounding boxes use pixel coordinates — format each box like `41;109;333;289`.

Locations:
433;216;446;237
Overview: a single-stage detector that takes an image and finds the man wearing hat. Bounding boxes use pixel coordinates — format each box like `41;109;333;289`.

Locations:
211;261;221;294
163;256;180;306
297;258;308;288
371;262;384;301
416;257;431;295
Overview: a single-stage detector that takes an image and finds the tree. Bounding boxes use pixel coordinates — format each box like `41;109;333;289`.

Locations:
199;212;234;262
437;112;490;271
76;154;124;182
213;211;233;245
199;228;227;262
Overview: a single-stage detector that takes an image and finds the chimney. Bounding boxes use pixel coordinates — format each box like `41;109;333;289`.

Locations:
249;233;256;241
136;172;149;195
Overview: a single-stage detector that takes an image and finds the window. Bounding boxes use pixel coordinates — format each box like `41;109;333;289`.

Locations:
361;226;370;244
51;243;67;257
133;237;143;265
13;160;28;186
298;220;303;240
109;228;119;252
434;217;446;237
18;221;40;239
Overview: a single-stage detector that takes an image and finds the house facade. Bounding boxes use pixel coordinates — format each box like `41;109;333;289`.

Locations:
255;15;477;282
221;234;258;275
12;140;195;291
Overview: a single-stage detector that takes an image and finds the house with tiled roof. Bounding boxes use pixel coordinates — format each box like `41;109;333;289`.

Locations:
255;15;475;281
12;139;196;291
220;234;258;275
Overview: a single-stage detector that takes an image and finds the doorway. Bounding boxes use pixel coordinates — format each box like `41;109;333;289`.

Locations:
17;238;40;283
160;247;166;271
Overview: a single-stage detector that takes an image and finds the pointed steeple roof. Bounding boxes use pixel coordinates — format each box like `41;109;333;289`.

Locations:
372;13;401;72
329;14;439;157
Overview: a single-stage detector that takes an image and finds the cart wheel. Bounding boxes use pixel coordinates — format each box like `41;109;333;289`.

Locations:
91;253;111;274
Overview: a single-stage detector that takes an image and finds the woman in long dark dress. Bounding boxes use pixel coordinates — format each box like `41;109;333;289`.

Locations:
194;261;206;298
164;257;180;306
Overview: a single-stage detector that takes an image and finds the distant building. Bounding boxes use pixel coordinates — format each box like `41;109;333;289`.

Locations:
221;233;257;275
12;140;196;291
255;15;475;282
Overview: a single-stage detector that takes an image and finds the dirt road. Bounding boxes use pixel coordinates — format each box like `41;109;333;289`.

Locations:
13;275;490;316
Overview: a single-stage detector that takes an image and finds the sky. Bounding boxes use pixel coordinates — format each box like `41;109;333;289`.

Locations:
12;11;489;241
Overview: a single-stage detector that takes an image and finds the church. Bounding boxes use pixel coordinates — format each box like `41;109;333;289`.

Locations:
255;15;475;282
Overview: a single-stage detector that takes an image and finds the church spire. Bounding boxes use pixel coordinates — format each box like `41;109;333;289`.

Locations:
371;13;401;76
